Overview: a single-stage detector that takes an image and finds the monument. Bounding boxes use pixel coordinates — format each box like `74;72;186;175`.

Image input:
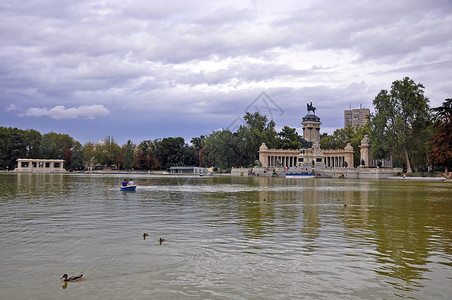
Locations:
299;102;325;168
258;102;353;170
231;102;398;178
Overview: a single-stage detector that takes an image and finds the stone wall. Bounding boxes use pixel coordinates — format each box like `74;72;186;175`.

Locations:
231;166;397;179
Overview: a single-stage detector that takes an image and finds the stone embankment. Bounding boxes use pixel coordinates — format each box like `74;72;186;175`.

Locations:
231;166;398;179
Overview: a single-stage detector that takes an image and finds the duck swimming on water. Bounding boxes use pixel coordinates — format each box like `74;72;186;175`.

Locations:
61;274;84;282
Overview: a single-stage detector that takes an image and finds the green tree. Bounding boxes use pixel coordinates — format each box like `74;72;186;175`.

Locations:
122;140;135;170
154;137;186;169
278;126;301;149
6;129;27;170
82;142;97;169
136;140;159;170
320;125;370;167
71;141;84;171
181;144;198;166
429;98;452;173
369;77;431;172
40;132;58;159
191;135;205;166
24;129;42;158
0;127;26;170
204;129;239;169
95;136;121;168
235;112;279;167
40;132;75;169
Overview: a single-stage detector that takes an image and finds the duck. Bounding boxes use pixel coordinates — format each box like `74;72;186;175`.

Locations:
159;237;166;245
61;274;84;282
143;233;149;240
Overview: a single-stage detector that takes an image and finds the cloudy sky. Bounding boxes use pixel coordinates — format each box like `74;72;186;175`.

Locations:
1;0;451;145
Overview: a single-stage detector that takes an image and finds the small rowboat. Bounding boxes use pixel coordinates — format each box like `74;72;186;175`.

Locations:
120;185;137;191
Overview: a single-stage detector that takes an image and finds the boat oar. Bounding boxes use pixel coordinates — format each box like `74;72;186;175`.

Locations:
106;184;121;188
136;181;150;185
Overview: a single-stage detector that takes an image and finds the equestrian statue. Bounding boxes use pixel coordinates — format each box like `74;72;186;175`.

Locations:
307;102;316;115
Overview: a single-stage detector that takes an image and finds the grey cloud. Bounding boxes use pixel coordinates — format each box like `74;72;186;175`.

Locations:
1;0;450;143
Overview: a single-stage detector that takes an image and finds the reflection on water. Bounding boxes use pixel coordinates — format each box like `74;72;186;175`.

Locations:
0;173;451;299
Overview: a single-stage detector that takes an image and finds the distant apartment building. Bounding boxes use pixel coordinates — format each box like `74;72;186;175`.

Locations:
344;106;370;127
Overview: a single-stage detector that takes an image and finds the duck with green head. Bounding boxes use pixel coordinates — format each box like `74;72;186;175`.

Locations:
60;274;84;282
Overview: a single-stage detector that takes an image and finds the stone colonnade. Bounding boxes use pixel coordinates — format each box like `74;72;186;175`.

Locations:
259;142;355;169
259;143;300;168
321;143;355;168
323;156;346;167
266;155;299;168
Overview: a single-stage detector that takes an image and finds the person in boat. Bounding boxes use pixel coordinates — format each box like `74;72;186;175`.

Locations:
122;179;128;186
129;179;135;186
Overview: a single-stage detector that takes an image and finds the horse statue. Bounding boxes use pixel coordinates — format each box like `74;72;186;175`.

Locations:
307;102;316;115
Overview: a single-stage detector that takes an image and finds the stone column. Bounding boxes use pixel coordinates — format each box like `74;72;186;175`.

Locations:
359;135;371;167
259;143;269;167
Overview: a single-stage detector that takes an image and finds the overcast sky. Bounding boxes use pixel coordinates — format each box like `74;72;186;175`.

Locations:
1;0;451;145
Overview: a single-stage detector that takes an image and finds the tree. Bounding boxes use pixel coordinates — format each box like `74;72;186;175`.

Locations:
235;112;279;167
40;132;58;159
40;132;75;169
0;127;27;170
278;126;301;149
71;141;84;171
320;125;370;167
369;77;431;172
24;129;42;158
82;142;97;169
154;137;186;169
135;140;159;170
95;136;121;168
6;129;27;170
204;129;239;169
122;140;135;170
429;98;452;173
191;135;205;166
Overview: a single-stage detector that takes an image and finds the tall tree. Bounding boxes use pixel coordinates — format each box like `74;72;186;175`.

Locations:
71;141;84;171
154;137;186;169
278;126;302;149
6;129;27;170
82;142;97;169
429;98;452;173
204;129;239;169
122;140;136;170
24;129;42;158
369;77;431;172
136;140;159;170
0;127;26;170
235;112;279;167
191;135;205;166
95;136;121;168
320;125;370;167
40;132;58;159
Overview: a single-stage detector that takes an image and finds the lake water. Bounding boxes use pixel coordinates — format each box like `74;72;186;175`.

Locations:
0;173;451;299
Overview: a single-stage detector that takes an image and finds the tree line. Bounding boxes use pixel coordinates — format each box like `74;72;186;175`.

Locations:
1;77;450;173
0;112;305;172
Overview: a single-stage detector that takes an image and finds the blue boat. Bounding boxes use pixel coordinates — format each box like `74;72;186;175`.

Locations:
120;185;137;191
285;173;316;178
